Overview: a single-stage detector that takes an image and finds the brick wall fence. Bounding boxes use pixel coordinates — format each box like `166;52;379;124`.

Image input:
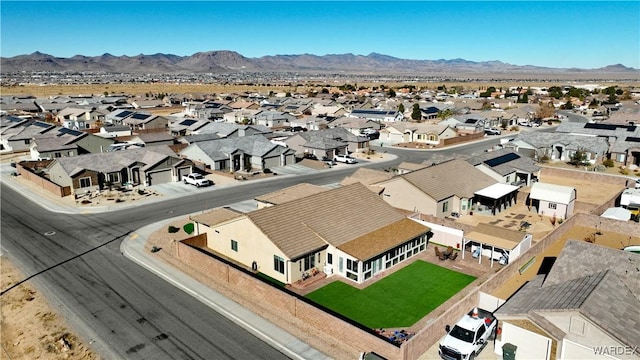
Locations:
16;161;71;197
172;205;634;360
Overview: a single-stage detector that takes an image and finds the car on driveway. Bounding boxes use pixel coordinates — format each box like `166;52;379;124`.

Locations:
484;128;501;135
334;154;358;164
183;173;212;187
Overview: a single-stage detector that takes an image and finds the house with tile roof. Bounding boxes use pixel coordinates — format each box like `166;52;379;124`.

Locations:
254;183;329;209
46;146;193;195
380;123;457;145
329;116;382;136
555;121;640;166
494;240;640;360
374;159;501;217
510;131;609;164
284;127;369;159
189;183;432;285
179;135;295;172
347;108;404;122
466;148;540;186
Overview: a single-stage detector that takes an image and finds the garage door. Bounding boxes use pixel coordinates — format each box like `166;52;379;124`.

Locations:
147;169;172;185
177;166;191;181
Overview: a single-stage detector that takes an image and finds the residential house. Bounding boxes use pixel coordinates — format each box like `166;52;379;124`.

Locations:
528;182;576;220
189;183;432;285
284;127;369;159
310;104;347;117
191;122;272;138
115;132;175;148
222;109;261;125
339;168;394;194
105;109;136;125
180;135;295;172
494;240;640;360
374;159;500;217
466;148;540;186
30;127;114;160
446;114;488;133
512;132;609;164
254;111;297;128
395;161;427;175
555;122;640;166
46;146;193;195
347;108;404;122
123;113;169;131
254;183;328;209
169;118;213;136
131;99;166;109
379;123;457;145
0;118;54;153
329;117;382;136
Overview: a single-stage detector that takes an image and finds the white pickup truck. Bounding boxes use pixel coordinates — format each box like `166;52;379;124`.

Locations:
439;308;497;360
183;173;212;187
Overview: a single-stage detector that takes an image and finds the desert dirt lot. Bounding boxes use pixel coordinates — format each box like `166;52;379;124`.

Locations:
4;80;639;98
1;259;99;360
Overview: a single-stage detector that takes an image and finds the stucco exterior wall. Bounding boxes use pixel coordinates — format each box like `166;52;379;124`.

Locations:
380;178;438;216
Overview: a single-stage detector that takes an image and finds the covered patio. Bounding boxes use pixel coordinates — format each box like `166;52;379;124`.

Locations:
462;224;533;268
474;183;519;215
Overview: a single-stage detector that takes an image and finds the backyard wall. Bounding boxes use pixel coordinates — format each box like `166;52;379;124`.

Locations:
16;161;71;197
175;239;402;360
539;166;629;186
172;210;634;360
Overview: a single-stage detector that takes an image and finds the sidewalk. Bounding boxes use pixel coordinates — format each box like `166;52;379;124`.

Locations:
0;163;337;359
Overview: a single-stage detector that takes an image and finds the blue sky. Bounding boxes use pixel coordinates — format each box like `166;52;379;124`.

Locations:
1;1;638;69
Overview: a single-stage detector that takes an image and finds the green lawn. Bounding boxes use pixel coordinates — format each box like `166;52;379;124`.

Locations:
305;260;476;328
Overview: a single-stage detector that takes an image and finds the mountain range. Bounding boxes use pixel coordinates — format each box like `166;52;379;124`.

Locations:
1;50;637;75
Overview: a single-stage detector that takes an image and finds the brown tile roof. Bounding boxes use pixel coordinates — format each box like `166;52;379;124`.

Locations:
190;208;244;227
254;183;328;205
402;159;496;200
247;183;406;260
340;168;394;187
338;218;430;260
397;161;428;172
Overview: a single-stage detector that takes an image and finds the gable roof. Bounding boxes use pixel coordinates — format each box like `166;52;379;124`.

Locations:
49;146;177;176
246;183;407;260
400;159;497;200
530;182;575;204
495;240;640;348
182;135;288;160
467;148;540;176
254;183;329;205
340;167;394;191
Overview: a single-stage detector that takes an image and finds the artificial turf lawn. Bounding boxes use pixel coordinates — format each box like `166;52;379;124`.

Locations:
305;260;476;328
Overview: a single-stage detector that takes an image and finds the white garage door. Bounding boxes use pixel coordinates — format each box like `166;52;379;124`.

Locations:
148;169;172;185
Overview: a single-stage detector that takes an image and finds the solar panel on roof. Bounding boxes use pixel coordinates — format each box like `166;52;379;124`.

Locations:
484;152;520;167
116;110;133;118
33;121;52;128
464;119;478;124
57;127;83;137
181;119;197;126
626;137;640;143
131;113;151;120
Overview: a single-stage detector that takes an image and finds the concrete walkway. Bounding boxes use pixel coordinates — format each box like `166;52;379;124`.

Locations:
0;162;333;360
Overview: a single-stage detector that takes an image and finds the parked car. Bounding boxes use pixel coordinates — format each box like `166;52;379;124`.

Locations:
484;128;501;135
183;173;212;187
439;308;497;360
334;154;358;164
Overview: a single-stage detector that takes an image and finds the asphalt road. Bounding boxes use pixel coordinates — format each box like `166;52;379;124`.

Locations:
0;128;549;360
